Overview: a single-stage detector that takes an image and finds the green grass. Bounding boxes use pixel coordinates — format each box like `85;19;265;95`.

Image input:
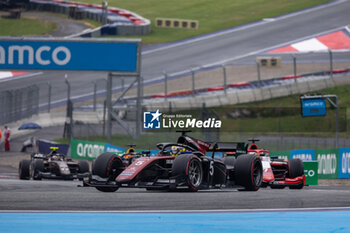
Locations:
0;17;57;36
74;0;330;43
0;0;331;41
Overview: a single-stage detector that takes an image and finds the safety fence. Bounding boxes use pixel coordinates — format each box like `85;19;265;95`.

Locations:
0;84;39;125
146;51;350;100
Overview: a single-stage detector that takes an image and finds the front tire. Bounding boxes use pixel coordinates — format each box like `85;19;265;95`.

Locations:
235;154;262;191
78;160;90;173
31;159;44;180
19;160;31;180
92;153;123;192
172;154;202;192
288;158;304;189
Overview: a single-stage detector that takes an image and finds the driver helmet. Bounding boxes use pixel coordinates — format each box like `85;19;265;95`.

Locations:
171;146;185;156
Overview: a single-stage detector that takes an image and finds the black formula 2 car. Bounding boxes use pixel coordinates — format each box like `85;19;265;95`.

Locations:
19;147;90;180
83;131;263;192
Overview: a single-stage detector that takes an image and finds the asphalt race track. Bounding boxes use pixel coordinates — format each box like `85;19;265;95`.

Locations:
1;0;350;108
0;178;350;211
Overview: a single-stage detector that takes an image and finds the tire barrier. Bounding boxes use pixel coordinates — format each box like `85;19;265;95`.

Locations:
257;57;281;67
155;18;199;30
28;0;151;36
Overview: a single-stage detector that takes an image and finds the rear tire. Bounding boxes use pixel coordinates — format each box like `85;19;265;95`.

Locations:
288;158;304;189
78;160;90;180
92;153;123;192
172;154;202;192
235;154;262;191
19;160;31;180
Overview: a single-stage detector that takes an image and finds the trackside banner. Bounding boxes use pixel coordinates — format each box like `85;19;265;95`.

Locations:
70;139;159;160
315;149;338;179
272;148;346;179
105;143;125;153
339;148;350;178
70;139;106;161
0;38;139;71
291;149;315;161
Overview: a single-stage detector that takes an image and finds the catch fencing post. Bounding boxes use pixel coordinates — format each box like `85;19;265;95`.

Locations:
293;55;297;83
256;61;261;86
191;69;195;96
93;81;97;111
106;72;112;140
65;74;70;102
329;49;334;84
64;75;73;140
164;71;168;99
222;65;227;95
121;78;125;91
47;82;51;113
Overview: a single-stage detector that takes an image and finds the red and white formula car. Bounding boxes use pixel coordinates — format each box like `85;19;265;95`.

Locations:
246;140;306;189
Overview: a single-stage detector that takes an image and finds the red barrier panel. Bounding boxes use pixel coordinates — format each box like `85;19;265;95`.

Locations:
67;1;78;5
134;20;146;25
151;94;166;98
92;5;102;9
108;9;119;14
119;11;131;18
167;90;193;97
207;87;225;92
129;16;139;22
53;0;66;4
229;82;250;88
80;3;92;7
332;69;349;74
282;75;302;80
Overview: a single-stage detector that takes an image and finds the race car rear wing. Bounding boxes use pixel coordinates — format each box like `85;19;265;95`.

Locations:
208;142;248;155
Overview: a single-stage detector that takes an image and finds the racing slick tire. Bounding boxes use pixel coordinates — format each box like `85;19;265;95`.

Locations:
19;159;31;180
78;160;89;173
92;153;123;192
31;159;44;180
287;158;304;189
78;160;90;181
172;154;203;192
235;154;262;191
